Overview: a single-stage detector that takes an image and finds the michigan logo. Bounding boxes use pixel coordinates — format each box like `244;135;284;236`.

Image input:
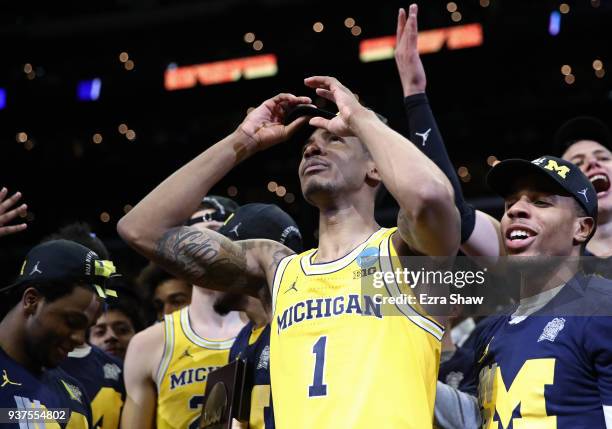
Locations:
532;157;570;179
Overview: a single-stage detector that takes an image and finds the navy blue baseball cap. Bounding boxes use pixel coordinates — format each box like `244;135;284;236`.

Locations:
1;239;118;298
284;104;388;146
218;203;303;253
487;155;598;222
554;116;612;154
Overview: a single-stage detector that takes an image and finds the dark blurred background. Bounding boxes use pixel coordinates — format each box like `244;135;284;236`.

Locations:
1;0;610;282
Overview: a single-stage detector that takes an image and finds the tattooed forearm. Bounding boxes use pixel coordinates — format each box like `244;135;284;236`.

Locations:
155;226;249;291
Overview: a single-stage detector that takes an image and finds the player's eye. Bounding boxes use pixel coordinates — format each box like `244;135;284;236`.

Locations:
533;200;551;207
114;324;132;336
91;327;105;337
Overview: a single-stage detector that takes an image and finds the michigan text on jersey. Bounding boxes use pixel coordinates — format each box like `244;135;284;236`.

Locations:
276;294;382;334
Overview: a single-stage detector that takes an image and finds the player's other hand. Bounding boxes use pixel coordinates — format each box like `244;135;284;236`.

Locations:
0;187;28;238
395;4;427;96
239;93;312;151
304;76;372;136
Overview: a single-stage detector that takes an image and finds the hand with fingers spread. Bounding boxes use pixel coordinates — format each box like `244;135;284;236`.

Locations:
239;93;313;151
0;187;28;238
303;76;375;136
395;4;426;96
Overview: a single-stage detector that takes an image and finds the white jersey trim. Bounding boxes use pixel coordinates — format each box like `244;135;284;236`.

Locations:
378;235;445;341
271;254;298;316
300;228;388;276
180;307;235;350
156;314;175;389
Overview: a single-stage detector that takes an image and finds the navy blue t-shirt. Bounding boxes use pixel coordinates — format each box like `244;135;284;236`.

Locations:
473;274;612;429
438;345;478;392
59;345;125;429
230;321;274;429
0;347;93;428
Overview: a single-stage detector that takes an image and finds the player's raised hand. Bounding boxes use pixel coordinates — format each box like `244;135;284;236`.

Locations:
239;93;312;151
395;4;426;96
0;187;28;238
304;76;371;137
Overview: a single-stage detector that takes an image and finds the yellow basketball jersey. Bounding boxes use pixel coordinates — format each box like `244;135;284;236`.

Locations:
156;307;236;429
270;227;444;429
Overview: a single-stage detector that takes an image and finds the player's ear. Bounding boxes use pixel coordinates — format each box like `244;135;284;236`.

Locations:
365;161;381;184
22;287;42;315
573;216;594;245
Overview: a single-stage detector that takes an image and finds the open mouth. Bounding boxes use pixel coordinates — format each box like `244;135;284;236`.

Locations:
505;225;537;251
589;172;611;195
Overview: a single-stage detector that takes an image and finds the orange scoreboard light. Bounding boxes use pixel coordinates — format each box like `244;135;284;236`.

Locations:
359;23;483;63
164;54;278;91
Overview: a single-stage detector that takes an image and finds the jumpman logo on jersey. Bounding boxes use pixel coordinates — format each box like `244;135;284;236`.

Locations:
179;347;194;359
29;261;42;276
1;369;22;387
229;222;241;238
283;282;298;294
577;188;589;203
415;128;431;146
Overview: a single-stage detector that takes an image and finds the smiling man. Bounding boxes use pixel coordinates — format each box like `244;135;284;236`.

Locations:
0;240;118;428
468;156;612;429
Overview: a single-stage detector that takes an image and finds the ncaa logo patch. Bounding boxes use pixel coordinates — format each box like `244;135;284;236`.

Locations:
357;247;379;269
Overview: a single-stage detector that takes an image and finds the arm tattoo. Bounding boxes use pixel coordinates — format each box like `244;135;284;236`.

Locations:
155;226;249;290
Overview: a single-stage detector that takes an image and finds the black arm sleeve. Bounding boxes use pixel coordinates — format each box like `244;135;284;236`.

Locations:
404;93;476;243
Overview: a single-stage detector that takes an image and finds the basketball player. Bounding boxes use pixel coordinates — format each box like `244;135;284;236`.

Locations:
120;203;245;429
0;240;118;428
43;222;127;429
117;78;460;428
0;187;27;237
219;203;303;429
138;263;193;322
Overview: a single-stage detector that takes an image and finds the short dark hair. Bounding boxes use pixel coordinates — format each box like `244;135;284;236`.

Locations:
100;298;145;333
137;263;183;301
42;222;109;260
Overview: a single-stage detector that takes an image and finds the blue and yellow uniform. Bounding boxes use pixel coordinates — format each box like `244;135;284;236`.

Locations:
270;227;444;429
155;306;236;429
59;345;124;429
230;321;273;429
474;274;612;428
0;347;92;428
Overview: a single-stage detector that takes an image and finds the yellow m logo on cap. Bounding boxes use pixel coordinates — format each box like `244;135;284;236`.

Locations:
543;160;570;179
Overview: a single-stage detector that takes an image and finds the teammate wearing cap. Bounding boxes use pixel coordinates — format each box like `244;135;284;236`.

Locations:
216;203;303;429
0;240;118;428
43;222;128;429
120;199;245;429
467;157;612;428
118;78;459;429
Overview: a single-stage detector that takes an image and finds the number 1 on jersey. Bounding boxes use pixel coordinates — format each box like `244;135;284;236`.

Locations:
309;336;328;397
